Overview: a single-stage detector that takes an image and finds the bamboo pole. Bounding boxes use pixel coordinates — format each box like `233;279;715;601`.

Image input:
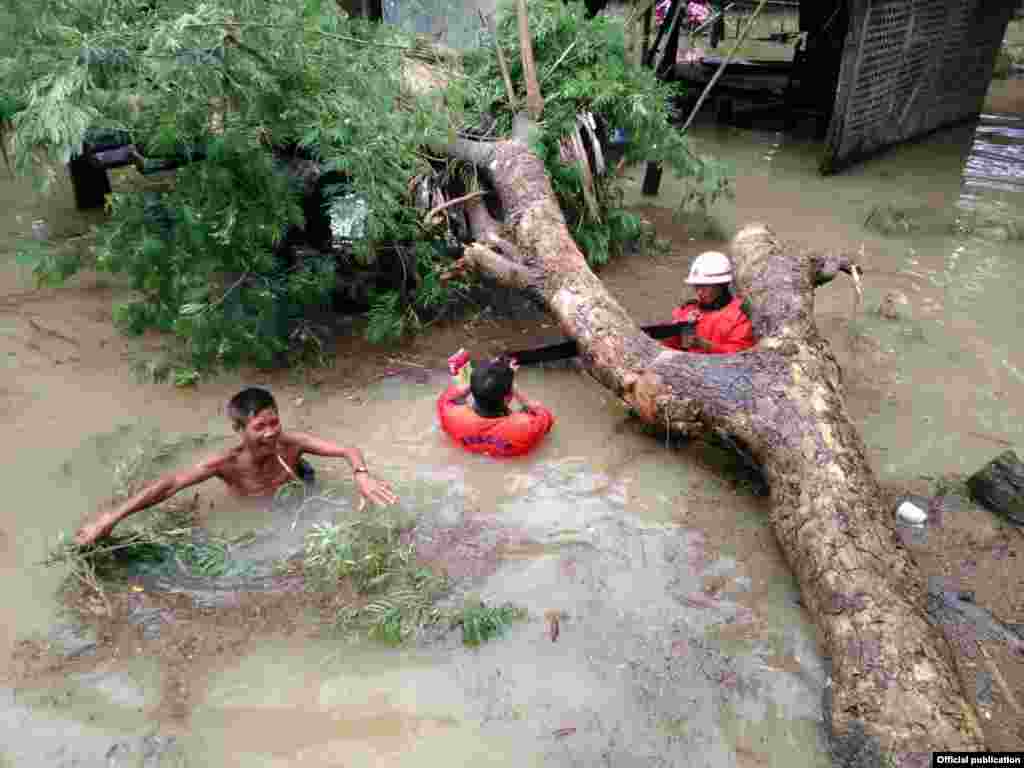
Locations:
516;0;544;120
679;0;768;133
481;10;518;111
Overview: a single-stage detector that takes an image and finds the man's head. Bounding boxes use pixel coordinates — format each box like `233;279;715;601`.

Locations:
686;251;733;308
470;358;515;417
227;387;280;456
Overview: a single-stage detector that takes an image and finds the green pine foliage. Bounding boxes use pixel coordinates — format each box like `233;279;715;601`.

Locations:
459;0;732;265
6;0;454;371
454;597;526;646
98;140;311;370
303;516;448;645
3;0;730;374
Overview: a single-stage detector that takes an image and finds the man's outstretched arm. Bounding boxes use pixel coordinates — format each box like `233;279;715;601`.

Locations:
287;432;398;507
75;458;222;546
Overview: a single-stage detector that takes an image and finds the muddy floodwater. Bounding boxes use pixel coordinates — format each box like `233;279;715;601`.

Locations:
2;79;1023;765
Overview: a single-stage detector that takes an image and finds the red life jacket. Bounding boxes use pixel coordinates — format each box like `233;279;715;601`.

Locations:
437;385;555;458
661;296;755;354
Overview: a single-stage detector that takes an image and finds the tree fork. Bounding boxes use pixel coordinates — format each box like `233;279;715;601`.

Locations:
468;164;982;765
426;7;985;759
438;128;985;768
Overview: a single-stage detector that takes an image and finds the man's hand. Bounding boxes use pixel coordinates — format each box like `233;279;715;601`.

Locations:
678;327;711;352
74;512;117;547
690;336;712;351
355;473;399;508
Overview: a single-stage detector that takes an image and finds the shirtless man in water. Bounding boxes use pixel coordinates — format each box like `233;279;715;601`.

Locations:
75;387;398;546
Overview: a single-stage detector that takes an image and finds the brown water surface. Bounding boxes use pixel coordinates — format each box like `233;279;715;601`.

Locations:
2;79;1023;765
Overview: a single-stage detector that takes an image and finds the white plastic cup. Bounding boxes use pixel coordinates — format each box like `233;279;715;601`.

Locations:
896;501;927;525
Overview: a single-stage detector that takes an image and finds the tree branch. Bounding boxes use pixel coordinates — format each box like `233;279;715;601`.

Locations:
481;10;518;110
516;0;545;120
423;190;487;227
456;242;536;290
464;195;499;235
182;22;413;50
435;136;499;168
541;40;578;84
679;0;768;131
567;125;601;222
463;196;526;266
725;225;865;344
810;247;863;286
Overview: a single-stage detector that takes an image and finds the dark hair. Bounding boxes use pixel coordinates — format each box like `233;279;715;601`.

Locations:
227;387;278;430
470;359;514;417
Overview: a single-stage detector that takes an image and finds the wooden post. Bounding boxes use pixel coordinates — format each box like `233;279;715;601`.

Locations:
657;0;690;77
642;4;653;67
640;0;686;197
641;162;664;196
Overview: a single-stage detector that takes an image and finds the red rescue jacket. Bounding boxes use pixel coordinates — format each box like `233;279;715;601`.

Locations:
437;385;555;458
661;296;755;354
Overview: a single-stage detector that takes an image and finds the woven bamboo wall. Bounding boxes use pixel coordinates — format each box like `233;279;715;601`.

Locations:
821;0;1017;173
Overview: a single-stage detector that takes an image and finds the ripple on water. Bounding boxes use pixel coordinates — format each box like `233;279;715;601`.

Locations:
129;370;825;767
22;91;1024;759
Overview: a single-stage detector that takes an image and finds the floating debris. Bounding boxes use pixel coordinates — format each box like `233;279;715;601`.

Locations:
896;501;927;525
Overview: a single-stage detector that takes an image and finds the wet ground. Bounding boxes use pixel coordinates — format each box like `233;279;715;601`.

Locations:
2;79;1024;764
1;360;830;766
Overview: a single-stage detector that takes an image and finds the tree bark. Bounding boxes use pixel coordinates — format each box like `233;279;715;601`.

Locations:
412;5;986;758
441;129;986;764
516;0;545;120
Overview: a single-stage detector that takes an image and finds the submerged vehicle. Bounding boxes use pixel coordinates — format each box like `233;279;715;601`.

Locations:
67;127;465;310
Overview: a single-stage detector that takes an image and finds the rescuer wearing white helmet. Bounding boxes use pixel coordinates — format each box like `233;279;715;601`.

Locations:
662;251;755;354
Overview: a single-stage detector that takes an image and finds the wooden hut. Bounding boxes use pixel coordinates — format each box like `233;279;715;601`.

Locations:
668;0;1018;173
823;0;1017;172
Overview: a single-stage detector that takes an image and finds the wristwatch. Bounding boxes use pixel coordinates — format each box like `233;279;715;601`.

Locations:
353;466;369;475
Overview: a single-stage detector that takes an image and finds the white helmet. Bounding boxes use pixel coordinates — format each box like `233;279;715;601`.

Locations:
686;251;733;285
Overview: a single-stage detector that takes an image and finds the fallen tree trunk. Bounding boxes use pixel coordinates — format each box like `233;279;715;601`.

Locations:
411;3;985;758
438;129;985;768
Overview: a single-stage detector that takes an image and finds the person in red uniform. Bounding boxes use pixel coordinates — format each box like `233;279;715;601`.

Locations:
662;251;755;354
437;357;555;458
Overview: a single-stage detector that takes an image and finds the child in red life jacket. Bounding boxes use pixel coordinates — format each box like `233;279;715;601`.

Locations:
662;251;755;354
437;355;555;458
